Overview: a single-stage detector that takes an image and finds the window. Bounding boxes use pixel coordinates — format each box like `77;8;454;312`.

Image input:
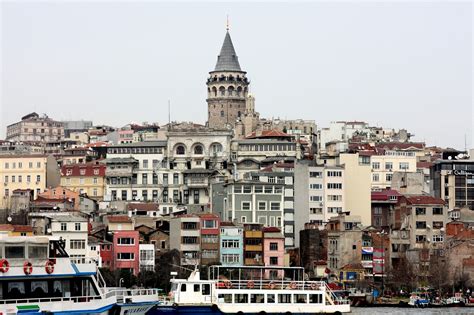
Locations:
309;171;322;178
75;223;81;231
235;294;248;303
142;173;148;185
416;221;427;229
117;253;135;260
433;207;443;215
194;145;203;155
222;240;240;248
270;242;278;251
327;171;342;177
117;238;135;245
415;235;427;243
18;175;22;183
270;202;280;211
310;183;322;190
399;162;409;170
60;223;67;231
37;162;41;168
70;240;85;249
255;186;263;193
432;235;444;243
385;162;393;170
328;207;342;213
143;160;148;168
310;208;322;214
327;183;342;189
36;175;41;183
386;173;393;182
12;176;15;183
433;221;444;229
182;236;199;244
372;173;379;182
242;202;251;211
278;294;292;303
258;201;266;211
234;185;242;193
327;195;342;201
372;162;380;170
251;294;265;303
274;186;282;194
173;174;179;185
5;246;25;258
374;207;382;215
93;169;99;175
80;169;86;175
181;284;187;292
264;186;273;193
203;220;217;228
415;207;426;215
309;294;323;304
176;145;185;155
310;196;322;202
243;186;251;193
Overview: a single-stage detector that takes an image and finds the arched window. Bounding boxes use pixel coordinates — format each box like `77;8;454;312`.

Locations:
238;111;241;117
221;111;225;117
194;145;203;155
228;86;234;96
236;87;242;97
212;87;217;97
219;86;226;96
211;143;223;154
176;145;185;155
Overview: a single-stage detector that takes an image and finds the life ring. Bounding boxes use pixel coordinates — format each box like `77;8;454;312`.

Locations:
247;280;255;289
45;260;55;274
267;282;276;289
310;282;317;290
289;282;297;289
224;281;232;289
0;259;10;273
23;261;33;275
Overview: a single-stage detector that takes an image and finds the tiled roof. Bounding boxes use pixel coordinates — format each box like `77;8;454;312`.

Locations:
214;31;241;71
405;195;445;205
417;161;433;168
107;215;132;223
61;163;106;177
263;227;281;233
245;129;292;139
127;203;159;212
0;224;14;232
375;142;425;150
371;189;401;201
220;222;236;227
12;225;33;232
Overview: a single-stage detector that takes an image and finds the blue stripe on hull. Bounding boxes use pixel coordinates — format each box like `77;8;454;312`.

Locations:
149;305;342;315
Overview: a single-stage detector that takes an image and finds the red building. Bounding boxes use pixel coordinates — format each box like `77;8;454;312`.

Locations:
198;213;220;265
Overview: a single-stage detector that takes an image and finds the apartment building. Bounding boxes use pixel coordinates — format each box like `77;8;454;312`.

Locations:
389;195;448;271
263;227;285;279
104;141;167;202
107;215;140;276
431;159;474;210
243;223;264;266
199;214;221;265
170;215;201;266
371;189;400;229
220;222;244;266
50;216;89;264
370;154;417;189
212;180;284;229
60;162;106;200
0;155;59;209
139;244;155;272
6;112;64;142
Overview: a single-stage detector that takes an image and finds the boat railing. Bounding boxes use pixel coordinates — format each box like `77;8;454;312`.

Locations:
0;294;106;305
324;282;350;306
216;279;327;291
104;288;160;299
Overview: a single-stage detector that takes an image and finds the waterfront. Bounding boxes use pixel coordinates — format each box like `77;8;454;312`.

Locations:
352;307;474;314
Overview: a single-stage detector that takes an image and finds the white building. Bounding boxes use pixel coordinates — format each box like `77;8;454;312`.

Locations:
139;244;155;272
50;216;89;264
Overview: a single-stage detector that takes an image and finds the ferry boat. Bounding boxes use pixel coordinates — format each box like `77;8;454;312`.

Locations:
159;265;350;314
0;236;160;314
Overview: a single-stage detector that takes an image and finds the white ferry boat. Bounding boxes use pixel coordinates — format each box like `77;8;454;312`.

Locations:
0;236;159;314
160;266;350;315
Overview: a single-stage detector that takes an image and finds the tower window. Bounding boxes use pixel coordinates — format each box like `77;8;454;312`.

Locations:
219;86;226;96
238;111;241;117
221;111;225;117
228;86;234;96
194;145;203;155
176;145;185;155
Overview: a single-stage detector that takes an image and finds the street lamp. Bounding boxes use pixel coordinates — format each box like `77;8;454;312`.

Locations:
376;230;387;297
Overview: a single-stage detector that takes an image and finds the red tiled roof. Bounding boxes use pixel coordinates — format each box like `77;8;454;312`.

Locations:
85;142;109;148
371;189;401;201
61;163;106;177
417;161;433;169
220;222;236;227
405;195;445;205
0;224;14;232
107;215;132;223
375;142;425;151
12;225;33;232
245;129;292;139
263;227;281;233
126;203;159;211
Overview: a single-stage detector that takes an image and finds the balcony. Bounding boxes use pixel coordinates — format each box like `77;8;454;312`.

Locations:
245;245;263;251
244;231;262;238
185;178;208;188
244;258;264;266
106;167;134;177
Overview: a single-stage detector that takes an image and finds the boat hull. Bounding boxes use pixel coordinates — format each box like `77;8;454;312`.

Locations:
150;305;349;314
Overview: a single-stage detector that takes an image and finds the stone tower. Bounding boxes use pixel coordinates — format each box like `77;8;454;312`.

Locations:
207;31;249;129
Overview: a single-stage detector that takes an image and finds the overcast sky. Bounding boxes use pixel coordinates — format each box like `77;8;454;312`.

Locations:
1;1;472;149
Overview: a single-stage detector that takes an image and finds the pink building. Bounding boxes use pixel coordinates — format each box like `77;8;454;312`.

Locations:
263;227;285;279
113;230;140;276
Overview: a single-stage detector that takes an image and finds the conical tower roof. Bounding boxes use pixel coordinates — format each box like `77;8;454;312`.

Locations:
214;31;242;72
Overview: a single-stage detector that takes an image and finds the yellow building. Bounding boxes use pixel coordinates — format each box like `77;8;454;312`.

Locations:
60;162;106;200
0;155;49;209
0;224;34;236
370;154;417;189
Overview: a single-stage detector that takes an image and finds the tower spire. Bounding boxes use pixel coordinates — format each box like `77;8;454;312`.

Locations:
226;15;229;31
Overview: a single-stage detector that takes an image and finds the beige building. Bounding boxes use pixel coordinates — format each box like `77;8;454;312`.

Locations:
0;155;59;209
370;154;417;189
6;112;64;142
60;162;106;200
338;153;372;226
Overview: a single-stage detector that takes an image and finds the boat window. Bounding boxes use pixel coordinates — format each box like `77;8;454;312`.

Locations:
32;281;48;297
202;284;210;296
5;246;24;258
235;293;248;303
278;294;292;303
267;294;275;303
28;246;48;259
181;284;187;292
194;284;200;292
294;294;307;303
309;294;323;304
251;294;265;303
218;294;232;303
8;282;25;297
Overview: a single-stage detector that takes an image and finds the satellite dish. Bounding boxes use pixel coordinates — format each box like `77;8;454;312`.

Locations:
7;216;12;222
47;228;52;234
448;156;452;160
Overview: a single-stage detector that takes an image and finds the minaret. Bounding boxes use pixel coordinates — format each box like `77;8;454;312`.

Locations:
207;28;249;129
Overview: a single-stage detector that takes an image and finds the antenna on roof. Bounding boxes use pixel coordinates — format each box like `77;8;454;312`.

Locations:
168;99;171;129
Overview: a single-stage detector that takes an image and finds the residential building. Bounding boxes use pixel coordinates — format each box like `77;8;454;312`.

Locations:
62;120;94;138
431;159;474;210
389;195;448;272
299;223;328;274
50;216;89;264
207;30;249;129
0;224;33;236
107;215;140;276
6;112;64;142
370;154;417;189
37;187;81;210
60;162;106;200
212;180;284;229
170;215;201;266
139;244;155;272
263;227;285;279
220;222;244;266
199;214;221;265
0;140;44;155
0;155;59;209
371;189;400;229
243;223;264;266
